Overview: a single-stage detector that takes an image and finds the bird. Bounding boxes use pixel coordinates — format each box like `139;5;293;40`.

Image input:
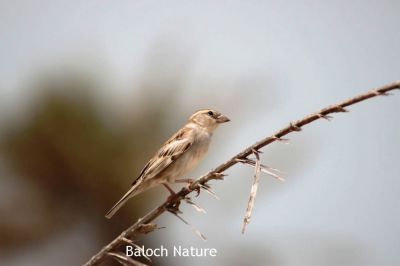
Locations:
105;109;230;218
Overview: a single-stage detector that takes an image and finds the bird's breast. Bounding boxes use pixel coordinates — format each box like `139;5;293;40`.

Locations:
168;132;211;181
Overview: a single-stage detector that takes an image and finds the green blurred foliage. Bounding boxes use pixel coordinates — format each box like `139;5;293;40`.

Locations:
0;69;182;265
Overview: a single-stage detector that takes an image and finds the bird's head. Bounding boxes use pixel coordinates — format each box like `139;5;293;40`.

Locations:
188;109;230;131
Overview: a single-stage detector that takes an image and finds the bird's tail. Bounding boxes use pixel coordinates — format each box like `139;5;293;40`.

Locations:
105;184;140;219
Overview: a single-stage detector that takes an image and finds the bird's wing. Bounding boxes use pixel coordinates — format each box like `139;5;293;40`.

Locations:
131;126;194;185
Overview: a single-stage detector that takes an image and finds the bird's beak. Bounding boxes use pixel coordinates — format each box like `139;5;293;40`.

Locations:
216;114;230;123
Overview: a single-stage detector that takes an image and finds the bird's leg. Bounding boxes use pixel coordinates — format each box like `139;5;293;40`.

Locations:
163;184;182;213
163;183;176;197
175;178;201;197
175;178;195;183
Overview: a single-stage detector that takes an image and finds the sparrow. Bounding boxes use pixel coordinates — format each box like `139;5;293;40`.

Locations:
105;109;230;218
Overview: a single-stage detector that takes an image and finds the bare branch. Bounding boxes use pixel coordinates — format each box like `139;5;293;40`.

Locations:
83;81;399;266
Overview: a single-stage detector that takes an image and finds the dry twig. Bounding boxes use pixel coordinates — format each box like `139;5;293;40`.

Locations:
83;81;399;266
242;150;262;234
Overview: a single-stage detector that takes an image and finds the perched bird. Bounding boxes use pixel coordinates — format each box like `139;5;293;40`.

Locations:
105;109;230;218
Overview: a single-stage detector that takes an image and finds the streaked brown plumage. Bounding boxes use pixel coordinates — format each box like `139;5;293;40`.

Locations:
105;109;230;218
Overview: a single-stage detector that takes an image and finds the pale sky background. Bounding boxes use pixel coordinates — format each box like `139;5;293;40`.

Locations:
1;1;399;266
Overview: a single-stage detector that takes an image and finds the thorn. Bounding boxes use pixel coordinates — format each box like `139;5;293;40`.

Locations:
212;172;226;180
264;165;285;174
289;123;302;131
183;179;201;196
166;201;182;214
375;90;392;96
137;223;158;234
336;106;348;112
260;167;285;181
317;113;333;121
122;237;134;245
170;212;207;241
198;183;220;200
199;182;212;189
273;136;290;144
184;197;207;213
237;158;285;181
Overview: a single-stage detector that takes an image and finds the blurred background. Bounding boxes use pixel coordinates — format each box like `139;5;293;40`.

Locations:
0;1;399;266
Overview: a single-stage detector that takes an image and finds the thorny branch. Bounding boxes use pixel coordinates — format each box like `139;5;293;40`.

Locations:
83;81;400;266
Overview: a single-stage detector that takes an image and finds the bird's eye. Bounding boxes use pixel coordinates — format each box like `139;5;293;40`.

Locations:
207;111;214;116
